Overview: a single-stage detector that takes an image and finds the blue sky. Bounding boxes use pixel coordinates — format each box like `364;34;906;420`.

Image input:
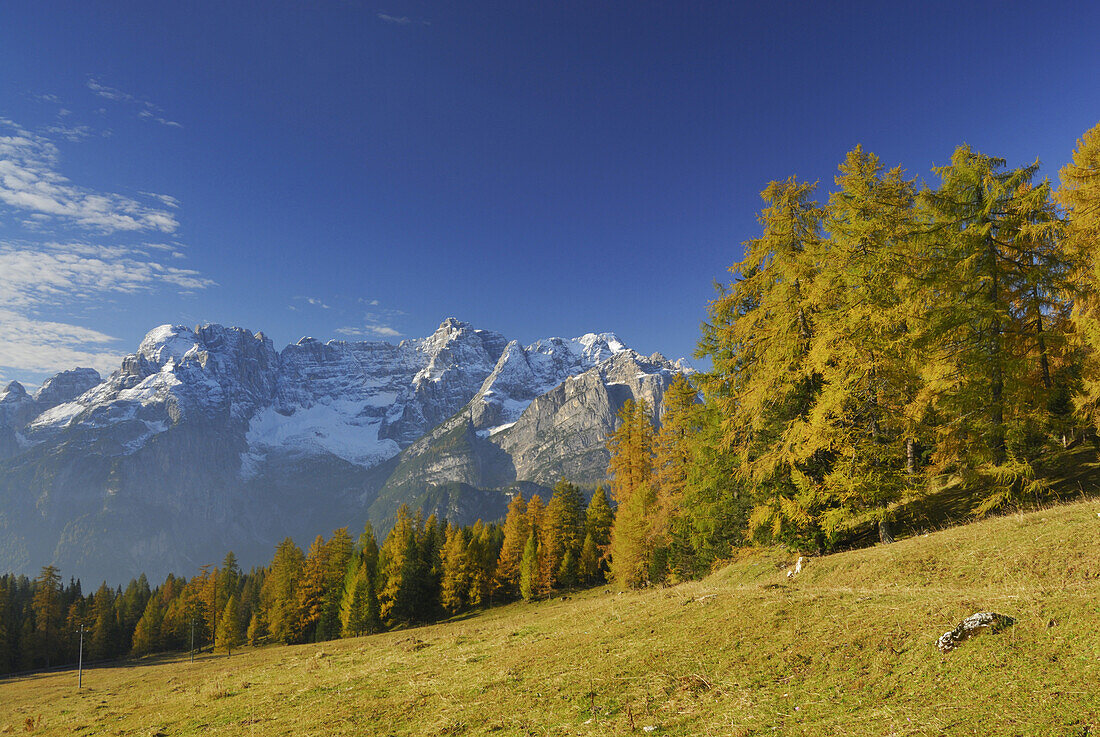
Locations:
1;1;1098;386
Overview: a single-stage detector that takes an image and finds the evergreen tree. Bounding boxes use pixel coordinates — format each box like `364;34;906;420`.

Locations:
543;481;585;591
518;532;539;602
578;532;601;585
32;565;62;667
218;552;241;614
583;486;613;581
674;403;748;572
0;584;10;673
130;595;165;656
261;537;304;644
318;528;354;641
465;521;497;608
89;583;119;661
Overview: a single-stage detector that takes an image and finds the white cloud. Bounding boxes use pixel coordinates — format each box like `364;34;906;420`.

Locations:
0;242;215;309
0;309;123;376
0;241;215;377
336;325;401;338
292;295;332;309
86;77;183;129
377;12;413;24
0;119;179;233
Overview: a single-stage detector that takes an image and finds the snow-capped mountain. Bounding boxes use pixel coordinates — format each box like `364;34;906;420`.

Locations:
0;319;689;583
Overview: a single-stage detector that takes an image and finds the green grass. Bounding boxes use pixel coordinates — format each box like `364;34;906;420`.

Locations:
5;498;1100;735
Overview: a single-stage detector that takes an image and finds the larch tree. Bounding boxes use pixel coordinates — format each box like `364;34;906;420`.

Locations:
292;535;328;643
607;399;656;589
1060;122;1100;430
918;145;1069;508
440;524;470;615
543;480;585;590
318;527;354;641
261;537;304;644
494;493;529;599
652;374;699;577
696;177;830;551
377;505;420;626
130;595;165;656
811;146;923;543
216;595;241;656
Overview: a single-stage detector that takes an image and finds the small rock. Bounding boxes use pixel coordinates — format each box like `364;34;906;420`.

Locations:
936;612;1015;653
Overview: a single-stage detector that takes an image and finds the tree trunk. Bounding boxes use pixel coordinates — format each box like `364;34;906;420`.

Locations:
878;517;894;544
1033;288;1052;391
906;438;916;476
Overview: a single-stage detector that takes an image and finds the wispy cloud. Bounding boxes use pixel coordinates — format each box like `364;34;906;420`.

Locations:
86;77;183;128
0;119;179;233
0;113;212;380
336;309;403;339
139;191;181;209
377;12;429;26
336;324;401;338
291;295;332;310
42;123;97;142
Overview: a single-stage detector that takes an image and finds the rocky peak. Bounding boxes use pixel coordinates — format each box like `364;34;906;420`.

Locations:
33;368;102;410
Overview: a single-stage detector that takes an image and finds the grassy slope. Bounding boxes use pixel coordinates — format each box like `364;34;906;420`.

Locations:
4;499;1100;736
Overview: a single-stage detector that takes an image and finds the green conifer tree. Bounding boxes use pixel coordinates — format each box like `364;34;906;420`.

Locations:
519;532;539;602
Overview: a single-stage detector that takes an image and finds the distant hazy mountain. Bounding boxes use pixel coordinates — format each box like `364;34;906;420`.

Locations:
0;318;688;583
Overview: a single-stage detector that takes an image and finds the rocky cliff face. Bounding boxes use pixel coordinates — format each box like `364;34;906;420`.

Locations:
0;318;688;583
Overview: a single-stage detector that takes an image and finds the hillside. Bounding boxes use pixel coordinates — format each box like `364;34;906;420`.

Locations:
4;498;1099;735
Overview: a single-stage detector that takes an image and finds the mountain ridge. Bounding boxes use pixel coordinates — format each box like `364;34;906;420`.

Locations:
0;318;689;583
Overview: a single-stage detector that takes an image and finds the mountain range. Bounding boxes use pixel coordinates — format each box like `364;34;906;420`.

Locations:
0;318;688;583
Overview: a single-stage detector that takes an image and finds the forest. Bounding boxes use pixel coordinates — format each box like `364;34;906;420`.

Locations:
1;120;1098;675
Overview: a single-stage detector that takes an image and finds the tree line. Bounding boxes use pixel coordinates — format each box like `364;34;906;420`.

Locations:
0;481;613;674
603;122;1100;587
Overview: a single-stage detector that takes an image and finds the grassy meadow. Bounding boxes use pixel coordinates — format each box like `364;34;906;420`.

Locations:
4;498;1100;736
